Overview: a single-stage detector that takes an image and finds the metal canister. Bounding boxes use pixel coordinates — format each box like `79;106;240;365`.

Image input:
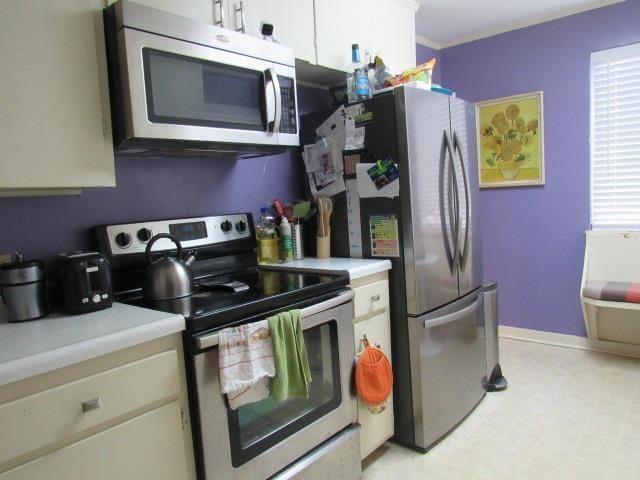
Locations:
0;257;46;322
292;223;305;260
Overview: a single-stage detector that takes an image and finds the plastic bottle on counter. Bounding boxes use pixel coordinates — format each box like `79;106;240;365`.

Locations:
279;216;293;262
256;208;279;264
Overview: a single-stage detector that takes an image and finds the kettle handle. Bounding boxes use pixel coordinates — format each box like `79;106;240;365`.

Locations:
145;234;182;265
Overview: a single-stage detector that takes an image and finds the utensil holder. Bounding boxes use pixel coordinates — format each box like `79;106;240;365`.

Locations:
317;233;331;259
292;224;305;260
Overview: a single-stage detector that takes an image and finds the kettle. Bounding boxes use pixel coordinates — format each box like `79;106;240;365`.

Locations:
143;234;196;301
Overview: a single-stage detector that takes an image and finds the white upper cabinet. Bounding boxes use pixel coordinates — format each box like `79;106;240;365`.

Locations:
232;0;418;83
233;0;316;64
370;0;417;75
0;0;115;193
106;0;214;24
315;0;372;72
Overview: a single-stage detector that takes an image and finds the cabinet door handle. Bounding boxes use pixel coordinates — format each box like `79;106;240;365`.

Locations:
213;0;226;28
371;294;381;302
234;1;245;33
82;397;102;413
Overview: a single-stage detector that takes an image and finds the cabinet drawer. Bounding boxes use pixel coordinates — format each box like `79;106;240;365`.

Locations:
0;350;180;466
353;280;390;319
0;401;188;480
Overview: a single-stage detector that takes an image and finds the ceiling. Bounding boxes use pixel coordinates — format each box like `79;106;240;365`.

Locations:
415;0;624;48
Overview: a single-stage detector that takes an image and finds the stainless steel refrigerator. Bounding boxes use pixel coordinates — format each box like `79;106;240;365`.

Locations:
302;85;486;451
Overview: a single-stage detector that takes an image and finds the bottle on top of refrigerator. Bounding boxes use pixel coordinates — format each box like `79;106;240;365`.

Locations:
256;208;279;264
346;44;371;103
366;49;376;95
279;216;293;261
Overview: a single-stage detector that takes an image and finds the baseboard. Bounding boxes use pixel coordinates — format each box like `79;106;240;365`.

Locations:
499;325;640;359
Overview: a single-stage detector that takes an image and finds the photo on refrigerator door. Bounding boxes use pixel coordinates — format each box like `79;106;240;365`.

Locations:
476;91;545;188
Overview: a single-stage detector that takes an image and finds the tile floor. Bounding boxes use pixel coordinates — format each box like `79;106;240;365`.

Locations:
362;338;640;480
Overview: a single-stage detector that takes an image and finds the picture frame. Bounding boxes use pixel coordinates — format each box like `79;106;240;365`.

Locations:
476;91;545;188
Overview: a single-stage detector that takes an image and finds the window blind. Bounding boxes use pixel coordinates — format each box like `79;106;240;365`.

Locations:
591;43;640;229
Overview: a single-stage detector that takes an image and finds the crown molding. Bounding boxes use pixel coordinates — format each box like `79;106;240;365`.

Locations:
415;35;442;50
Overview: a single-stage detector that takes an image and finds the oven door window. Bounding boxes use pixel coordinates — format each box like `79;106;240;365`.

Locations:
142;48;266;131
227;320;341;467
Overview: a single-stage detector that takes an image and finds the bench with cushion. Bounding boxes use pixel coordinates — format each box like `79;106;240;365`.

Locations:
581;230;640;346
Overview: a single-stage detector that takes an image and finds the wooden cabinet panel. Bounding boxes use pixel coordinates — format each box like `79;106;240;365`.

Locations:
0;402;189;480
315;0;371;72
236;0;316;64
354;311;394;459
370;0;417;75
0;350;179;465
106;0;214;24
0;0;115;191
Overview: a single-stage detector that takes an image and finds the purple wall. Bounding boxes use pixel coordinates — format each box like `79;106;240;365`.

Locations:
416;43;441;85
0;86;332;259
438;2;640;336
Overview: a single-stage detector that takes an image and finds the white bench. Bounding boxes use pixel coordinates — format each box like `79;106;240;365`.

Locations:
581;230;640;346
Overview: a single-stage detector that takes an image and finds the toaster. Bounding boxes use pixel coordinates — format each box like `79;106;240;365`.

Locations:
50;251;113;314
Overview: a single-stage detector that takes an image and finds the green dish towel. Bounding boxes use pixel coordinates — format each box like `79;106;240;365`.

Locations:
267;309;312;401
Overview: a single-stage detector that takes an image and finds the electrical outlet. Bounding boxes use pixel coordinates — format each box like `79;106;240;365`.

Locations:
0;254;12;265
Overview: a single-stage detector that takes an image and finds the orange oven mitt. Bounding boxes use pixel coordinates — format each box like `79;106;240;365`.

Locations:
355;336;393;414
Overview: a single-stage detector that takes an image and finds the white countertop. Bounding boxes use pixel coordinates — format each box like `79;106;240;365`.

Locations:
0;303;185;387
263;257;392;280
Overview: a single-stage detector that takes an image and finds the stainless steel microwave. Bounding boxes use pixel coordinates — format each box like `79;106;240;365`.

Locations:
104;0;299;158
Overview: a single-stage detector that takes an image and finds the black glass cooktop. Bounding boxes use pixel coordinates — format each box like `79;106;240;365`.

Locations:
123;267;349;334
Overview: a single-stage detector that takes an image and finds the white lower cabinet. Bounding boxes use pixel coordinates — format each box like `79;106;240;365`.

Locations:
0;401;188;480
351;274;394;460
0;335;195;480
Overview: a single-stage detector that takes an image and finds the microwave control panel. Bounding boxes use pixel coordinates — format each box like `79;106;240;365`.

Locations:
278;76;297;134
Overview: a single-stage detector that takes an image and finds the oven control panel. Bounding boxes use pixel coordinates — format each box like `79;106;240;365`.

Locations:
102;214;252;256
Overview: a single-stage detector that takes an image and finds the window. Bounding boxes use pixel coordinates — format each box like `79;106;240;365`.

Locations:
590;42;640;229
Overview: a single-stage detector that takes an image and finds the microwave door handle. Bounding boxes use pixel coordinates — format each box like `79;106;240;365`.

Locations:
264;68;281;133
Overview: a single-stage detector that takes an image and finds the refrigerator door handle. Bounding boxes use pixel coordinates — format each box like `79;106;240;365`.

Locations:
423;294;482;329
439;130;458;272
452;131;470;271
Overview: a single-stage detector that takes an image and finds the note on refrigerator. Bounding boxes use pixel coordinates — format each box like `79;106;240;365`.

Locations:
308;173;346;199
344;104;366;151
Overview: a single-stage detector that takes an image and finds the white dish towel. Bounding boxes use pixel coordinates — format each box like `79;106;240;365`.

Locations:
218;320;275;410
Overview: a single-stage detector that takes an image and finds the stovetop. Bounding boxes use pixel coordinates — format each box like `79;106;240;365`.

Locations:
92;213;349;336
121;267;349;334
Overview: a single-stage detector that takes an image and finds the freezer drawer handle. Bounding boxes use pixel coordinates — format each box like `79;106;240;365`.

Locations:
195;290;354;349
423;295;481;329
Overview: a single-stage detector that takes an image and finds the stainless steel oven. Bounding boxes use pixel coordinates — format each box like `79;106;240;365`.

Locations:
190;290;360;480
104;0;299;157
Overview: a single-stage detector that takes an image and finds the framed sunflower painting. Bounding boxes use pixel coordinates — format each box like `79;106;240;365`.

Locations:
476;91;545;188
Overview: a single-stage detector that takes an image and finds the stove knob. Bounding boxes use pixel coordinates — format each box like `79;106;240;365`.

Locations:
236;220;247;233
221;220;233;233
115;232;132;248
137;228;153;243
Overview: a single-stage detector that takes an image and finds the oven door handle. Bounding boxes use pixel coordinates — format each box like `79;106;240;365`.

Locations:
195;290;354;350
